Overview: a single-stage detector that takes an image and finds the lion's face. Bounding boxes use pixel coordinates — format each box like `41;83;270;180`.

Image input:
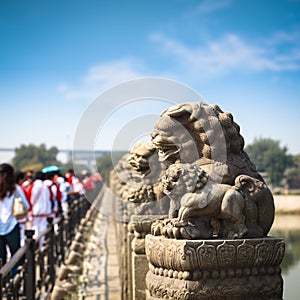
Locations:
162;163;209;196
127;142;158;176
161;165;182;194
151;113;203;166
151;116;183;166
128;153;150;173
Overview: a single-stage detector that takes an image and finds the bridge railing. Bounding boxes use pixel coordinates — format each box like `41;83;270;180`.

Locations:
0;193;92;300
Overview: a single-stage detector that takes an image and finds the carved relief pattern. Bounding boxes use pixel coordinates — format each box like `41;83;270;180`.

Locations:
272;240;285;266
111;102;285;300
183;244;198;272
145;235;154;260
167;242;179;271
216;241;236;269
145;236;284;299
146;236;284;273
196;242;217;270
254;240;274;267
146;270;283;300
237;240;255;267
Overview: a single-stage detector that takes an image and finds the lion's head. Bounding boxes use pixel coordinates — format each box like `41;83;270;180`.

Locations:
161;163;208;197
127;141;163;185
151;102;245;167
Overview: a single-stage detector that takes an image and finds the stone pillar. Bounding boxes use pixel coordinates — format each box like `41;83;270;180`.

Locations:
145;235;285;300
121;223;130;300
127;222;134;300
130;215;167;300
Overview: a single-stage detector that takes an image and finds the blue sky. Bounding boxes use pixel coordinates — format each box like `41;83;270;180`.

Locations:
0;0;299;160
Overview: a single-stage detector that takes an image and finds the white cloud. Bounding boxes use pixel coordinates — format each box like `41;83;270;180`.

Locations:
150;32;300;76
59;30;300;101
266;30;300;45
58;59;145;100
84;60;143;84
57;83;68;92
194;0;232;14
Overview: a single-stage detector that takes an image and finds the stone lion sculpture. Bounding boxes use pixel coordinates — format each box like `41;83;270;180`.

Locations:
152;163;274;239
109;153;133;199
125;141;165;202
151;102;260;183
150;102;275;239
110;142;163;202
110;142;169;216
127;142;160;178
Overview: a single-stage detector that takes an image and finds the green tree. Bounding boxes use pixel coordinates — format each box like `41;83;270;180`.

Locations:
245;138;293;186
96;151;127;184
285;154;300;188
263;146;293;186
245;138;274;172
12;143;59;171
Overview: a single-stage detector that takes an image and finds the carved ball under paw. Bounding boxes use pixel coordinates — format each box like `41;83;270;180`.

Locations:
151;220;163;236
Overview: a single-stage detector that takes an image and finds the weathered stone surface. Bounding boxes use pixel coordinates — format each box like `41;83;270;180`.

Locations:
129;215;168;300
131;215;167;239
150;102;275;239
145;235;284;299
132;253;149;299
110;102;284;300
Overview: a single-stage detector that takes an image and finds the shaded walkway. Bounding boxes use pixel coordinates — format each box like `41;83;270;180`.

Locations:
79;190;121;300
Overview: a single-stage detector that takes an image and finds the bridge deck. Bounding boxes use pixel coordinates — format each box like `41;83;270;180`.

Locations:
80;195;121;299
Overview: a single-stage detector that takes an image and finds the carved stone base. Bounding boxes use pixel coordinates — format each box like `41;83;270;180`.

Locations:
130;215;167;300
145;235;285;300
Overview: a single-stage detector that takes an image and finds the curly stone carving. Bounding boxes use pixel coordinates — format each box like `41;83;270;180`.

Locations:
145;235;284;300
110;142;169;218
152;163;274;239
110;142;164;203
109;153;133;199
110;102;284;300
145;236;285;273
149;102;275;239
151;102;257;179
126;141;165;200
128;142;162;179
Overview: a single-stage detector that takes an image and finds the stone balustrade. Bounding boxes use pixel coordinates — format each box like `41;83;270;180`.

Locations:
145;236;285;299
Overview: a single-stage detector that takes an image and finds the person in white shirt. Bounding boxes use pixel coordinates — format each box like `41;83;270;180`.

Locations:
43;172;59;217
0;163;28;276
27;171;52;246
65;169;86;196
54;175;70;215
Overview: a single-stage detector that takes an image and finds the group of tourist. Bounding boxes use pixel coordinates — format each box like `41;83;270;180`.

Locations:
0;162;103;275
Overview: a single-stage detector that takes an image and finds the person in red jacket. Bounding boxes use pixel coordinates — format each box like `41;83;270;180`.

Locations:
43;171;62;216
22;170;34;193
65;169;85;196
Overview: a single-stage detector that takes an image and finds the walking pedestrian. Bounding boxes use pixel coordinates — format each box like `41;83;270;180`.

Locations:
27;171;52;246
0;163;27;276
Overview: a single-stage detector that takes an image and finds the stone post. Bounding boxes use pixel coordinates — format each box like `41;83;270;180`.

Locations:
145;236;285;299
127;222;134;300
129;215;167;300
121;223;129;300
109;101;286;300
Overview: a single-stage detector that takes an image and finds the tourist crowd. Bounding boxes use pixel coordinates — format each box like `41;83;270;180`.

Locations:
0;163;103;275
